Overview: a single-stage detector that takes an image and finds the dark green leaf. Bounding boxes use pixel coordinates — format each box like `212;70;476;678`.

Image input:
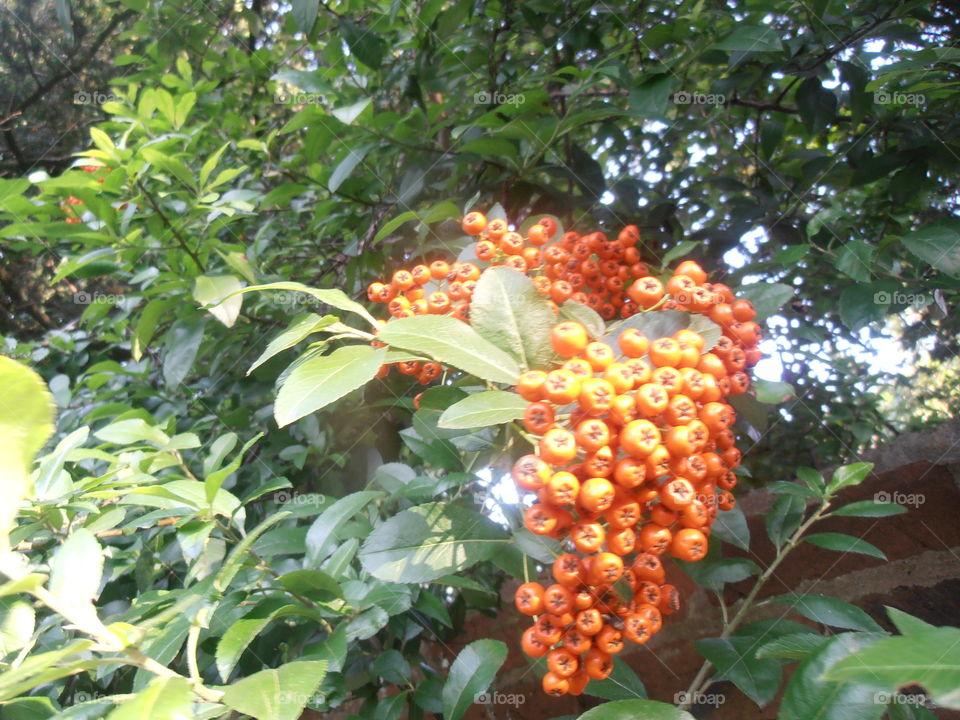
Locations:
694;637;782;706
804;533;885;559
832;500;906;517
221;661;328;720
441;640;508;720
901;220;960;278
770;594;885;632
766;494;805;548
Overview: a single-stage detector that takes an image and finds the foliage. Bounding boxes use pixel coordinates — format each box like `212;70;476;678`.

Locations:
1;0;959;718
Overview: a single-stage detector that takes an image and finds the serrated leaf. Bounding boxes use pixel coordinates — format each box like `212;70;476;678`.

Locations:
469;267;556;370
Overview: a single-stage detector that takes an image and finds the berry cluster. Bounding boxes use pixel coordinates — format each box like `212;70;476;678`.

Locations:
510;316;756;696
364;210;764;696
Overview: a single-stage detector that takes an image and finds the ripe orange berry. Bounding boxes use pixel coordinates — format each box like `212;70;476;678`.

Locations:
551;321;589;357
514;582;545;615
462;211;487;235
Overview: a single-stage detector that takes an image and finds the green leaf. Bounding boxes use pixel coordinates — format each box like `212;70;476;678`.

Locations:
248;313;337;375
585;658;648;700
106;676;193;720
832;500;906;517
373;210;419;243
331;97;371;125
835;240;875;282
576;700;696;719
679;557;760;591
0;357;55;550
805;532;886;559
290;0;319;34
901;220;960;278
49;529;102;610
558;301;605;339
193;275;245;328
305;490;382;566
886;607;936;635
796;78;838;134
162;318;205;388
275;345;387;427
796;467;825;494
838;281;896;331
205;432;263;508
753;378;795;404
372;649;412;685
213;281;378;327
0;598;35;656
378;315;521;384
94;418;170;446
711;506;750;551
441;639;508;720
755;632;828;661
328;146;369;193
768;480;821;500
825;628;960;710
132;298;175;361
1;696;58;720
770;594;885;632
781;633;886;720
470;267;556;370
140;147;194;188
714;25;783;51
828;462;874;493
736;282;793;321
694;636;782;706
51;247;119;283
359;503;508;583
214;512;291;593
340;20;386;70
221;660;328;720
766;494;805;548
437;390;527;429
216;597;291;681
